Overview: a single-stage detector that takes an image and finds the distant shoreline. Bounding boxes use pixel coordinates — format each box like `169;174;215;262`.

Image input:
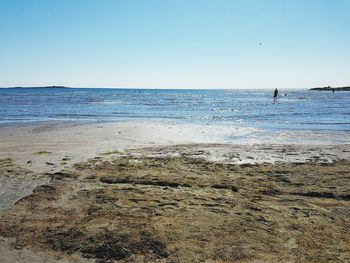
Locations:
1;86;70;89
310;86;350;91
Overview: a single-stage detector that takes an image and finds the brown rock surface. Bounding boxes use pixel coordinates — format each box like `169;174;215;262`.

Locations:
1;155;350;262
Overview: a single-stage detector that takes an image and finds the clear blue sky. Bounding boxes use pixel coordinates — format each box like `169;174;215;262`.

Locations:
1;0;349;89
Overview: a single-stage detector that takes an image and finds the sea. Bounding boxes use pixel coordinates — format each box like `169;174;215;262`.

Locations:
0;88;349;135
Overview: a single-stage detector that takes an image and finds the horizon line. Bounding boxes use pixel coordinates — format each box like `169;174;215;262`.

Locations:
0;85;316;90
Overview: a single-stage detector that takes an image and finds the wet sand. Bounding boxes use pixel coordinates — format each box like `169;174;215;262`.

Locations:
0;122;350;262
1;121;349;174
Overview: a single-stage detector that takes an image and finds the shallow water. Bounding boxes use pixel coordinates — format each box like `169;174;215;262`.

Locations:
0;88;349;133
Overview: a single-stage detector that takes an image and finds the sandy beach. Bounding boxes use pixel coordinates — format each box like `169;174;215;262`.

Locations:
1;121;350;262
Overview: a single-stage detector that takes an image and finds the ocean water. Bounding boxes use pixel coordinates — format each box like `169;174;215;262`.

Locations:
0;88;349;133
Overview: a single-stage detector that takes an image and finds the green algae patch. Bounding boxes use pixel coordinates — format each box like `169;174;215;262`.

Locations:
99;150;122;156
33;151;52;155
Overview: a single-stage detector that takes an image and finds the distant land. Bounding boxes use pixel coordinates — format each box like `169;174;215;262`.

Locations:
4;86;70;89
310;86;350;91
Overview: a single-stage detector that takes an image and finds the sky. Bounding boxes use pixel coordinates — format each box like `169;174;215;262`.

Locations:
0;0;349;89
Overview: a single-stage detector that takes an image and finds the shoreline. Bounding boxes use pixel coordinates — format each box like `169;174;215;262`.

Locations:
1;120;349;170
1;120;350;216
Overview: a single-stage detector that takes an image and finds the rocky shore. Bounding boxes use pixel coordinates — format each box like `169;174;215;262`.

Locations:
1;146;350;262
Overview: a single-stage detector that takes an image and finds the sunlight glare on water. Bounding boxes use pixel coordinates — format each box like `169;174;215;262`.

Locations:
0;88;349;132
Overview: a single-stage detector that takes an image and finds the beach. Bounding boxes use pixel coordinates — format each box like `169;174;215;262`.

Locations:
2;0;350;261
0;121;350;262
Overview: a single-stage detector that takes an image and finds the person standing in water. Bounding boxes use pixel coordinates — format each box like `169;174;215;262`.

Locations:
273;88;278;99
